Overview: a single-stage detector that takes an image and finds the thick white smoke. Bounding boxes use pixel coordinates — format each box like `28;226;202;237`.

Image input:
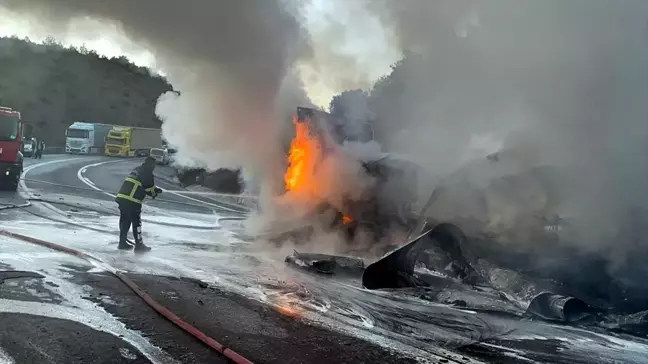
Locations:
361;0;648;262
0;0;402;254
7;0;648;265
0;0;315;187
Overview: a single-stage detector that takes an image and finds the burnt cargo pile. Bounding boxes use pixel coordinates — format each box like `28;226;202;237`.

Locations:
176;167;243;194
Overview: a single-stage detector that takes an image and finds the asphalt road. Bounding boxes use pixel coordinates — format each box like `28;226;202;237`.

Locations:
0;155;417;364
1;155;648;364
20;155;233;215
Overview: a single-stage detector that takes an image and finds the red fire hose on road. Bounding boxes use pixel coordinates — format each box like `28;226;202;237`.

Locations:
0;229;253;364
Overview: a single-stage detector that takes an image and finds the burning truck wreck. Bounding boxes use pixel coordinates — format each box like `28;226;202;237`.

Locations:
261;107;648;338
254;106;419;255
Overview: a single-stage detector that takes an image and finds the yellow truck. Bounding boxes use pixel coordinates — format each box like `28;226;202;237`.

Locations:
104;126;163;157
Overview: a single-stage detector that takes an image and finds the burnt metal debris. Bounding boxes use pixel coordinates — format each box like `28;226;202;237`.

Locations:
279;111;648;335
362;223;479;290
285;223;648;336
285;251;365;276
526;292;593;322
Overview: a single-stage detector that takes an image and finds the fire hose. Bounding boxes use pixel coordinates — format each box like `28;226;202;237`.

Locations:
0;229;254;364
22;177;251;214
14;178;249;232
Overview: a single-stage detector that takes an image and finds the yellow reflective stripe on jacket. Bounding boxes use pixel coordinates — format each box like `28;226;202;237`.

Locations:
126;177;142;188
145;186;156;193
116;193;142;204
118;177;144;204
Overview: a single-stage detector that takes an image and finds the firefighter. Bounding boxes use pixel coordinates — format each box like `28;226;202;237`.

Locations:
115;157;162;251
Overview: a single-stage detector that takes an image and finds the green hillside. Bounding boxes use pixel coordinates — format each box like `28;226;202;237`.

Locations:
0;36;172;145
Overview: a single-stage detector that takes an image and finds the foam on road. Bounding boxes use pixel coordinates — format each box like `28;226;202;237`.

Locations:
9;155;648;363
0;233;177;364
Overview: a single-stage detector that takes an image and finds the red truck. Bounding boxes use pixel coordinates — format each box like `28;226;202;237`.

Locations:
0;106;23;190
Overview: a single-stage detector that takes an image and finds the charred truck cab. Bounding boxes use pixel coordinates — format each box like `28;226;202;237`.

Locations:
0;107;23;190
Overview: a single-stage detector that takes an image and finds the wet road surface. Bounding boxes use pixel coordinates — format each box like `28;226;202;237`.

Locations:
1;155;647;363
0;156;414;364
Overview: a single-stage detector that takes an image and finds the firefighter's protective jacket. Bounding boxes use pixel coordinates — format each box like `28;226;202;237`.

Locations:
116;165;158;205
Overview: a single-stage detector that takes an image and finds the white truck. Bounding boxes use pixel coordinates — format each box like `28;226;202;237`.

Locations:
65;122;113;154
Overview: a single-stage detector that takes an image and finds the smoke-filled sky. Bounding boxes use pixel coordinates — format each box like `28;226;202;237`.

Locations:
0;0;399;195
367;0;648;262
0;0;398;107
1;0;648;262
0;1;380;178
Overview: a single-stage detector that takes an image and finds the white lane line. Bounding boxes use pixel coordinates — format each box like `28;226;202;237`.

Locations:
80;160;241;213
76;160;226;224
75;159;122;199
20;158;80;197
20;157;96;217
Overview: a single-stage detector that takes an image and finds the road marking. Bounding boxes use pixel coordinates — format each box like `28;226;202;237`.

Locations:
18;157;222;230
76;160;229;224
75;159;119;199
80;160;242;213
20;157;97;218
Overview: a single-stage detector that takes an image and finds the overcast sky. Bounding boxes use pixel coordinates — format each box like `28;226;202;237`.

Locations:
0;1;399;107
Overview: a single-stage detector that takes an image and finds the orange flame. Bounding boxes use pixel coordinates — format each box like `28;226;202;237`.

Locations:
283;114;354;224
342;214;353;224
284;115;322;197
276;304;301;318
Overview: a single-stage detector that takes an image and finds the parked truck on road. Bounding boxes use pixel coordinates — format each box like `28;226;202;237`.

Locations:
104;126;163;157
0;106;23;190
65;122;113;154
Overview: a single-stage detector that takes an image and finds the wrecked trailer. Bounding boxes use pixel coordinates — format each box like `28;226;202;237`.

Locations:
283;149;648;338
284;216;648;336
327;152;422;251
285;251;365;276
358;220;648;333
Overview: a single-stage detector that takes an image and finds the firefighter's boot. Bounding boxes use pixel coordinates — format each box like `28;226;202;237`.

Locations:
134;242;152;253
118;239;133;250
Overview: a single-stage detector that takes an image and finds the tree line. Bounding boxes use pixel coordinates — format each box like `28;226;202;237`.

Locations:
0;36;172;145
